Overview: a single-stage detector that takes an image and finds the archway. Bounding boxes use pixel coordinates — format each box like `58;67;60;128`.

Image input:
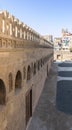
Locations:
15;71;22;91
0;79;6;105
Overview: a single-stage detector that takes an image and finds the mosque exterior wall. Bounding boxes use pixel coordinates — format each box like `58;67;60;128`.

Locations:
0;11;53;130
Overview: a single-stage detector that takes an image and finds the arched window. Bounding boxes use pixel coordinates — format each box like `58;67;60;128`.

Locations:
9;73;13;92
15;71;22;92
23;67;26;80
27;66;31;80
0;79;6;105
33;63;36;75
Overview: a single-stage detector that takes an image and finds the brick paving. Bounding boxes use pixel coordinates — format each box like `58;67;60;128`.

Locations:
27;62;72;130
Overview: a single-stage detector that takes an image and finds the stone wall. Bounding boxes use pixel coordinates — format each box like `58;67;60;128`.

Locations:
0;11;53;130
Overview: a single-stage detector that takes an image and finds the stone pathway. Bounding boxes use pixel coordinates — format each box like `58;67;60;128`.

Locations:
27;62;72;130
57;62;72;115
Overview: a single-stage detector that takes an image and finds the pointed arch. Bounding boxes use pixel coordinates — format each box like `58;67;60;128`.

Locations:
0;79;6;105
15;71;22;91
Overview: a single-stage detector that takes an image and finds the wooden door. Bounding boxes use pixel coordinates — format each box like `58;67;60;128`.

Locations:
26;89;32;125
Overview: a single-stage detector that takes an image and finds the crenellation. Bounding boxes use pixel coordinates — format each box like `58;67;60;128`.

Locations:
0;11;51;46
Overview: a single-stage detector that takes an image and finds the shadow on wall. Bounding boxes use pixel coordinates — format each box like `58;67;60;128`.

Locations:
56;80;72;115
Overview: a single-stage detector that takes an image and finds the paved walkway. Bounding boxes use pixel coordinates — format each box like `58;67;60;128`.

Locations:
27;62;72;130
57;62;72;115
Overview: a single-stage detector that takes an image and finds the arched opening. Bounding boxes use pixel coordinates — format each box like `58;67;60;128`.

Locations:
27;66;31;80
9;73;13;92
0;79;6;105
15;71;22;91
23;67;26;80
33;63;36;75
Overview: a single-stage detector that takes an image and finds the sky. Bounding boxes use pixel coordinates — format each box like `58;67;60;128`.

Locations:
0;0;72;37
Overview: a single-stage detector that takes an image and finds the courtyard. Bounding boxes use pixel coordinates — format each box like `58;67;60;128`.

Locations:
27;62;72;130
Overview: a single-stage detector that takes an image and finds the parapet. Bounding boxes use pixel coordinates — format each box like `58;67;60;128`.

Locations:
0;10;53;48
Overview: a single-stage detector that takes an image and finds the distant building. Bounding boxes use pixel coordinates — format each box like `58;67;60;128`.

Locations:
61;28;72;37
43;35;53;43
61;29;72;50
54;37;62;50
54;29;72;51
